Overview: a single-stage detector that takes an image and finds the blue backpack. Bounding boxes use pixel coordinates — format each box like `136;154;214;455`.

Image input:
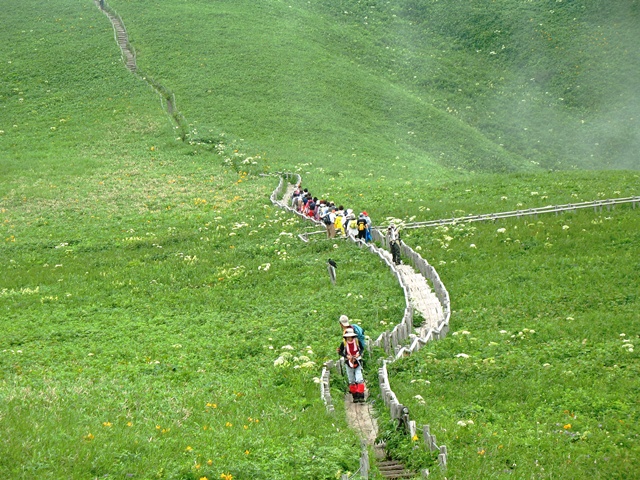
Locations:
351;324;366;349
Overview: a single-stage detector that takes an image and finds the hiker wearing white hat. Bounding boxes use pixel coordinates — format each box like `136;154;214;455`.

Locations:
338;326;366;403
338;315;366;352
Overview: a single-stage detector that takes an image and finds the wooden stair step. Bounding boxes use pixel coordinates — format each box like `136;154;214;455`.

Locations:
378;460;417;479
380;471;418;479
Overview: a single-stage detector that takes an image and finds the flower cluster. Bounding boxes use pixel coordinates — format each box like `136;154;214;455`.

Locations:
620;333;634;353
273;345;316;369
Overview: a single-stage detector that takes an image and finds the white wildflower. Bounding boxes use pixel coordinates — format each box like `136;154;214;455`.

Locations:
274;356;288;367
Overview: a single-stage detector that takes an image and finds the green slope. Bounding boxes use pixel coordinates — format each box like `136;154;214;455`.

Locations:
109;0;639;173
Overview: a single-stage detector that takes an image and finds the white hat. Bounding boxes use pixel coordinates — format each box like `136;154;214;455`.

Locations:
343;328;357;338
339;315;350;327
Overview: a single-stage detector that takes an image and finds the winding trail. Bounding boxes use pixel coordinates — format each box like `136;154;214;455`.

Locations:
96;0;188;137
280;183;444;334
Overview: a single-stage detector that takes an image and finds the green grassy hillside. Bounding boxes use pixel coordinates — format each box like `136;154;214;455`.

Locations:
1;0;638;478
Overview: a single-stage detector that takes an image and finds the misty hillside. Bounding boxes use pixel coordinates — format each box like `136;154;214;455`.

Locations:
107;0;640;174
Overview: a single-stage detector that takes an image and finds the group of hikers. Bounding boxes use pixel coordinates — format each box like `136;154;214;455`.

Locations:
291;185;373;241
291;184;403;265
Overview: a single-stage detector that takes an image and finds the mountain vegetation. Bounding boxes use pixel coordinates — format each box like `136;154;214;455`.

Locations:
1;0;638;478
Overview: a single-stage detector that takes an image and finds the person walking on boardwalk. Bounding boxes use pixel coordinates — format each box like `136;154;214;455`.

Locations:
387;223;401;265
323;207;337;238
362;211;373;242
344;209;357;238
338;327;366;403
334;206;346;237
356;213;368;240
339;315;366;349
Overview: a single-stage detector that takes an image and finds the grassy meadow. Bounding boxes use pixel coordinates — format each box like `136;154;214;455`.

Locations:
1;0;639;478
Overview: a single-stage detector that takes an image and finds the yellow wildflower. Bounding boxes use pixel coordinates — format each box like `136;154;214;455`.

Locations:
185;446;193;452
102;421;112;427
563;424;572;430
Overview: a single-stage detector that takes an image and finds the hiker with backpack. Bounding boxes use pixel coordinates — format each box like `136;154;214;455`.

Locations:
322;207;337;238
334;205;345;237
356;213;368;240
306;197;318;218
338;325;366;403
344;209;358;238
339;314;366;348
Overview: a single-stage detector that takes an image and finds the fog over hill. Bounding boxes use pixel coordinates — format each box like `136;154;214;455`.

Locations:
304;0;640;171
